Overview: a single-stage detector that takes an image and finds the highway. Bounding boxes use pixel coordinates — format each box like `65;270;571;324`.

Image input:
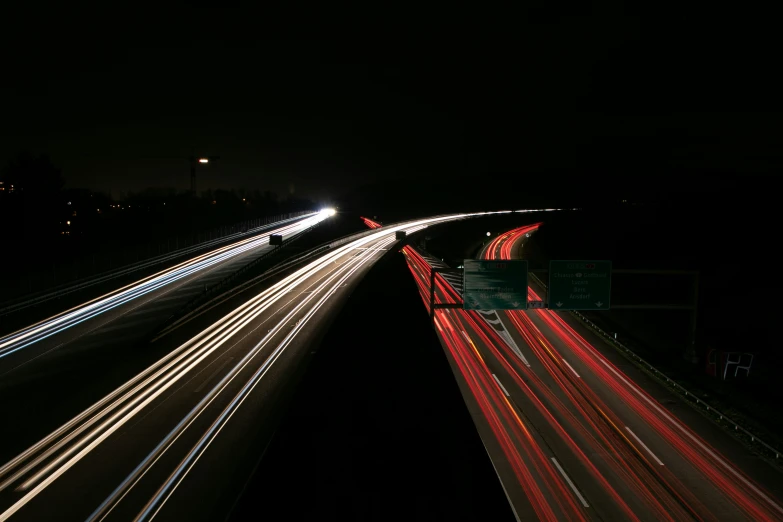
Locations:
0;212;484;521
0;211;329;509
0;212;329;371
398;220;783;521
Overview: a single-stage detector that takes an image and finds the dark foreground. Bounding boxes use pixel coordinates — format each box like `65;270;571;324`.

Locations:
228;246;514;521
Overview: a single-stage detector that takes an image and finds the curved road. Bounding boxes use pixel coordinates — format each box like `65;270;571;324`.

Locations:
0;212;488;521
402;222;783;521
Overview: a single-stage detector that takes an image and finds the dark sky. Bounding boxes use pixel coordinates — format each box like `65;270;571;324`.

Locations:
2;3;781;203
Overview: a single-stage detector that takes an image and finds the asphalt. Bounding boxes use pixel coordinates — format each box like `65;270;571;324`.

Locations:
227;243;514;522
416;230;783;520
524;275;783;510
0;214;479;521
0;215;321;469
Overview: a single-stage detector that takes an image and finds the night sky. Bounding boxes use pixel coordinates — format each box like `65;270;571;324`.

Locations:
2;3;781;204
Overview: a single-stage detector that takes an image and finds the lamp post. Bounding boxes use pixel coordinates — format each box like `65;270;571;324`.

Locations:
190;155;220;196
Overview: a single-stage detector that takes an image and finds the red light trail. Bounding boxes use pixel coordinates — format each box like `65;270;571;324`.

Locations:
362;216;783;520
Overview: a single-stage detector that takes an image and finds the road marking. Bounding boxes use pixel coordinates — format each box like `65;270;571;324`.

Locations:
492;374;510;397
480;441;522;522
550;457;589;507
499;330;531;367
485;314;531;368
562;359;580;378
595;357;783;514
625;427;665;466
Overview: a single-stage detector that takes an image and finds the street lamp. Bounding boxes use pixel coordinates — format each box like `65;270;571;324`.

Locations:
190;155;220;195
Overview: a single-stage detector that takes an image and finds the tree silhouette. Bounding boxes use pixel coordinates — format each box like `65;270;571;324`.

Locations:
3;151;65;194
1;152;66;239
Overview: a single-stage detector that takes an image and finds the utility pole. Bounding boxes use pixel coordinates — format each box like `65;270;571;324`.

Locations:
190;155;220;196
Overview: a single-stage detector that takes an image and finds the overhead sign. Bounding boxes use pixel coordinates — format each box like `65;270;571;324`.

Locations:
548;260;611;310
463;259;528;310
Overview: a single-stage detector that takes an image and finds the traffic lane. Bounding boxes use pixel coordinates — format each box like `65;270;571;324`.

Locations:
522;307;783;520
432;310;547;521
0;216;319;369
0;236;393;521
452;310;672;521
495;310;718;520
0;212;324;381
0;247;263;377
489;310;688;520
130;271;381;522
88;236;397;522
546;309;783;505
520;308;750;520
0;214;317;338
0;237;282;465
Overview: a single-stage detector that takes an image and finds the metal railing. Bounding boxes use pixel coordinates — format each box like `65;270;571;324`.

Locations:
527;272;783;463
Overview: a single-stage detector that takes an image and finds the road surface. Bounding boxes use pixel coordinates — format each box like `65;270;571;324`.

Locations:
0;212;485;521
400;222;783;521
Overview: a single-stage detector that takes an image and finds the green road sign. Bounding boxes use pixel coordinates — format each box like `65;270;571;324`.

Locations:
548;260;611;310
463;259;528;310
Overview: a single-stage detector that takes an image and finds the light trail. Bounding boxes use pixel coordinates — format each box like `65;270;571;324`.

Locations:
488;221;783;521
0;212;481;521
397;221;725;520
0;212;331;359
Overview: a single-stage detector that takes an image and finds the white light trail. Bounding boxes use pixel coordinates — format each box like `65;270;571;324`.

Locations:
0;213;327;359
0;212;477;521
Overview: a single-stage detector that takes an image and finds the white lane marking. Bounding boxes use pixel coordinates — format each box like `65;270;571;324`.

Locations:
486;314;531;368
562;359;580;378
492;374;510;397
499;330;530;367
550;457;589;508
625;427;664;466
596;357;783;514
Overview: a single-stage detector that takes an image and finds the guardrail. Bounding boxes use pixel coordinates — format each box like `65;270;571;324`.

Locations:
158;222;323;324
0;212;316;317
154;216;474;337
527;272;782;463
156;213;483;337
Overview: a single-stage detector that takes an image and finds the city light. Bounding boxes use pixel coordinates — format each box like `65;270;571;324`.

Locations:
198;158;209;164
320;208;336;216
